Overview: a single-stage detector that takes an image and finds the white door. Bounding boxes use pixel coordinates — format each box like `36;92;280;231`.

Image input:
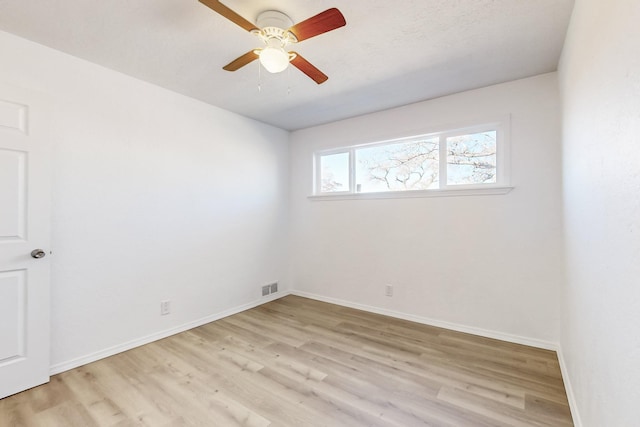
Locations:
0;83;51;398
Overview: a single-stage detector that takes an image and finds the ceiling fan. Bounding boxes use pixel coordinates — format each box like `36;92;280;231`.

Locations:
199;0;346;84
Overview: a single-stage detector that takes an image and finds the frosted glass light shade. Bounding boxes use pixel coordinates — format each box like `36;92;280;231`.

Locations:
259;47;289;73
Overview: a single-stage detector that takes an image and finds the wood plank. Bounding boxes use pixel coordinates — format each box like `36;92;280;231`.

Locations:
0;295;574;426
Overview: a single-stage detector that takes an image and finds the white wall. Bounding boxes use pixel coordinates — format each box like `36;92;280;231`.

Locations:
290;73;564;346
0;31;290;370
558;0;640;425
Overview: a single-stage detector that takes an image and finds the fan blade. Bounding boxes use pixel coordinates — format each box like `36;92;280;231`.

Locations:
199;0;258;32
223;51;259;71
290;53;328;84
288;8;346;42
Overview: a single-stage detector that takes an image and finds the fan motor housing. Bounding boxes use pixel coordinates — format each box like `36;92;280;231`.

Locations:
256;10;294;30
254;10;297;45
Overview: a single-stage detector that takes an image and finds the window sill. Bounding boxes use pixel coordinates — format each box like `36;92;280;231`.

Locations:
308;186;514;201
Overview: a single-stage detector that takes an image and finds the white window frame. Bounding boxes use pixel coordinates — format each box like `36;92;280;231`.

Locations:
314;148;352;195
311;117;513;200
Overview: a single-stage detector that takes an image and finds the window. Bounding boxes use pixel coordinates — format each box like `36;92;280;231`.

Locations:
446;130;497;186
320;151;349;192
314;119;510;198
356;137;440;192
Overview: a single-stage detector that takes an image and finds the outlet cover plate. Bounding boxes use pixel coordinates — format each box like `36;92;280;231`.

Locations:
161;300;171;315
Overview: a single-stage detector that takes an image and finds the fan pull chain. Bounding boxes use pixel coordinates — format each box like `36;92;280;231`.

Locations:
257;62;262;93
287;65;291;95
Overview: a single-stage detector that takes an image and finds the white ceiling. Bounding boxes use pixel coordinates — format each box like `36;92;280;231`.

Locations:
0;0;574;130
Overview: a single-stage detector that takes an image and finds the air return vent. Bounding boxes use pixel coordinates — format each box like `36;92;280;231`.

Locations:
262;282;278;297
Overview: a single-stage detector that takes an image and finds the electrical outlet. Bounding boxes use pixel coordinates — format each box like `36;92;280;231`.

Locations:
262;285;270;296
160;300;171;315
270;282;278;294
385;284;393;297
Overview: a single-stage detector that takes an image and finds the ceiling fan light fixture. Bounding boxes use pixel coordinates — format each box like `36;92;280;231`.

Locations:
202;2;346;84
259;46;290;73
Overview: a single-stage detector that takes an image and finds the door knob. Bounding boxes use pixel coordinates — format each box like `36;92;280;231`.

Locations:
31;249;46;259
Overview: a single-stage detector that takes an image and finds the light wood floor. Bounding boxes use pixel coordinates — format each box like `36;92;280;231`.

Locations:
0;295;573;426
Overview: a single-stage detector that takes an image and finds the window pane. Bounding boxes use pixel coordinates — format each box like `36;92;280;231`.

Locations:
447;131;497;185
356;138;439;192
320;152;349;192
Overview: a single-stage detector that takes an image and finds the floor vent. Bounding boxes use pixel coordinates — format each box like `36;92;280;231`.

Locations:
262;282;278;296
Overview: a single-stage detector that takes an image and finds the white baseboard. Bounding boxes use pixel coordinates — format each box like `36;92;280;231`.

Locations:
557;347;583;427
290;290;559;351
49;291;291;375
